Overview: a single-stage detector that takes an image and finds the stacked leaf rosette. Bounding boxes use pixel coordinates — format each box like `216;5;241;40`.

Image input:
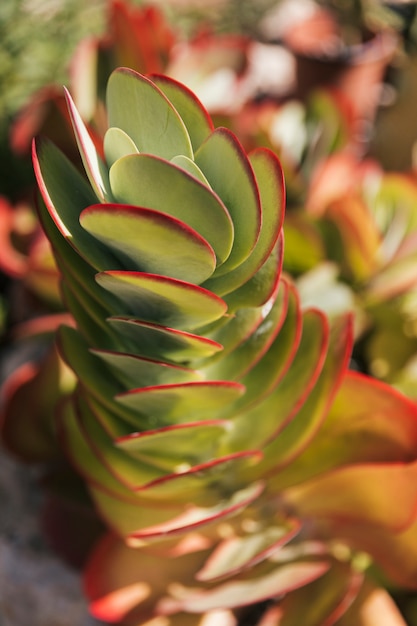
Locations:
30;68;417;625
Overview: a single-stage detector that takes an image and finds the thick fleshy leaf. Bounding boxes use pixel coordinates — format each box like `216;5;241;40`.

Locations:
275;563;363;626
221;282;302;446
228;308;328;457
57;395;142;502
109;153;234;265
90;349;202;388
64;87;110;201
223;238;283;311
277;370;417;486
170;154;210;185
116;420;229;469
88;479;264;541
106;317;223;361
116;381;245;423
203;279;288;383
127;481;265;541
80;203;216;283
96;271;228;330
133;451;262;505
159;559;330;614
33;138;115;270
330;514;417;589
283;460;417;531
74;392;165;489
151;73;214;152
258;313;353;480
103;127;139;168
57;325;141;426
196;519;301;582
203;148;284;296
0;345;75;461
106;68;193;159
337;580;409;626
84;532;211;624
195;128;261;274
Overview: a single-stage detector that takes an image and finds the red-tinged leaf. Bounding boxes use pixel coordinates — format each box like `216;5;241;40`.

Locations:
202;147;285;297
64;87;110;201
230;308;329;459
106;317;223;361
74;392;170;489
96;271;228;330
258;313;353;481
0;348;72;461
116;381;245;423
220;281;301;439
109;153;234;266
0;197;28;278
223;237;284;311
337;580;408;626
134;450;262;504
116;420;229;469
159;560;330;614
204;303;266;360
277;371;417;488
84;532;210;624
196;519;301;582
282;460;417;532
276;562;364;626
108;3;176;76
57;394;150;501
203;279;288;382
151;73;214;152
32;138;118;271
127;481;265;541
90;349;201;389
57;326;140;425
328;514;417;589
195;128;261;274
323;194;381;282
106;68;193;160
80;203;216;284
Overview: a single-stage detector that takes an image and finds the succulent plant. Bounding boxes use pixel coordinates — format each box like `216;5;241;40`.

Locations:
8;66;417;625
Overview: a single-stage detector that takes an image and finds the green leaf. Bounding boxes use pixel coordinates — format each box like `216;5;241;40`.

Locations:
203;279;288;383
196;520;301;582
109;154;234;266
262;314;353;483
128;481;265;541
223;238;283;311
80;203;216;284
103;127;139;168
202;147;285;297
106;68;193;160
91;349;202;388
33;138;117;271
74;392;164;489
170;155;210;185
283;460;417;531
116;381;245;423
106;317;223;362
150;73;214;152
64;87;110;201
195;128;261;275
57;395;140;502
56;325;141;427
95;271;228;330
116;420;229;469
159;560;330;614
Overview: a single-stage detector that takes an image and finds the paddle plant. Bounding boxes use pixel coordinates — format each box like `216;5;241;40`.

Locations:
12;66;417;625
